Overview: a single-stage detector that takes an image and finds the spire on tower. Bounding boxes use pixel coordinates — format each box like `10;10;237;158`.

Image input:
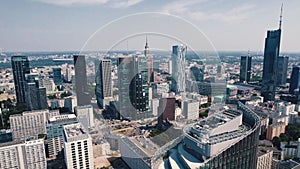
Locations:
279;3;283;29
145;36;149;49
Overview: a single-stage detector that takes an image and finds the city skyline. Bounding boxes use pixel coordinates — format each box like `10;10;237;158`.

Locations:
0;0;300;52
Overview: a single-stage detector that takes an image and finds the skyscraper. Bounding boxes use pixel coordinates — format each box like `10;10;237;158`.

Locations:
118;54;149;120
95;59;112;108
240;55;252;83
11;56;30;106
171;45;187;94
53;67;63;85
73;55;91;106
190;66;204;82
276;56;288;86
25;76;48;111
261;5;283;101
144;37;153;82
289;66;300;94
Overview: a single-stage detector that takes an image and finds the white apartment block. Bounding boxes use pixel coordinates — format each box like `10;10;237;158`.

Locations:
63;123;94;169
0;139;46;169
182;99;200;120
9;109;50;140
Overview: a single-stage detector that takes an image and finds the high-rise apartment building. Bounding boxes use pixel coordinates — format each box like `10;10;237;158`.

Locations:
11;56;30;106
276;56;288;86
171;45;187;94
74;55;91;106
95;59;112;108
0;139;47;169
117;54;150;120
261;6;283;101
240;55;252;83
63;123;94;169
46;114;78;159
289;66;300;94
9;109;48;140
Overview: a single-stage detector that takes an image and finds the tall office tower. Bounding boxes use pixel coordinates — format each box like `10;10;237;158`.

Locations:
289;66;300;94
95;59;112;108
63;123;94;169
53;67;63;85
157;96;175;129
11;56;30;106
0;139;47;169
9;109;48;141
217;64;225;75
74;105;94;129
276;56;288;85
46;114;78;159
144;37;153;82
73;55;91;106
190;66;204;82
171;45;187;94
118;55;149;120
240;55;252;83
158;102;260;169
25;77;48;111
261;5;283;101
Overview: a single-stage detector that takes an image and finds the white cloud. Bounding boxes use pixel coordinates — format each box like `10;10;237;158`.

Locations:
162;0;255;23
33;0;110;6
33;0;144;8
112;0;144;8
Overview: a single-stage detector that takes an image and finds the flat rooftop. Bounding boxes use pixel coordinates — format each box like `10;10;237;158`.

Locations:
63;123;89;142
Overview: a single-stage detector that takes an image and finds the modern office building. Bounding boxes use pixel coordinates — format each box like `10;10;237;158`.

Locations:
190;66;204;82
46;114;78;159
240;55;252;83
157;102;260;169
74;105;94;129
11;56;30;106
95;59;112;108
276;56;288;86
171;45;187;94
73;55;91;106
182;99;199;120
0;139;47;169
9;109;48;141
158;96;175;128
117;54;150;120
53;67;63;85
289;66;300;94
261;6;283;101
25;77;48;111
63;123;94;169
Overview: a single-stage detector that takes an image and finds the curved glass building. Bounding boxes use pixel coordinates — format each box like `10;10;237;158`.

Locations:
158;102;260;169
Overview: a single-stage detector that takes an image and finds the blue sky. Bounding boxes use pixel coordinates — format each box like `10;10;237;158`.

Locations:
0;0;299;52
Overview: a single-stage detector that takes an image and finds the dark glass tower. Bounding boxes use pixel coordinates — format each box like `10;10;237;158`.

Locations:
95;59;112;109
276;56;288;86
25;78;48;111
73;55;91;106
53;68;63;85
261;5;283;101
11;56;30;106
240;55;252;83
117;55;149;120
289;66;300;94
190;66;204;82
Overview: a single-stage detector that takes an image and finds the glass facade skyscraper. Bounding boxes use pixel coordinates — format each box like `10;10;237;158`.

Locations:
11;56;30;106
289;66;300;94
53;67;63;85
95;59;112;108
171;45;187;94
73;55;91;106
276;56;288;86
240;55;252;83
118;54;150;120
